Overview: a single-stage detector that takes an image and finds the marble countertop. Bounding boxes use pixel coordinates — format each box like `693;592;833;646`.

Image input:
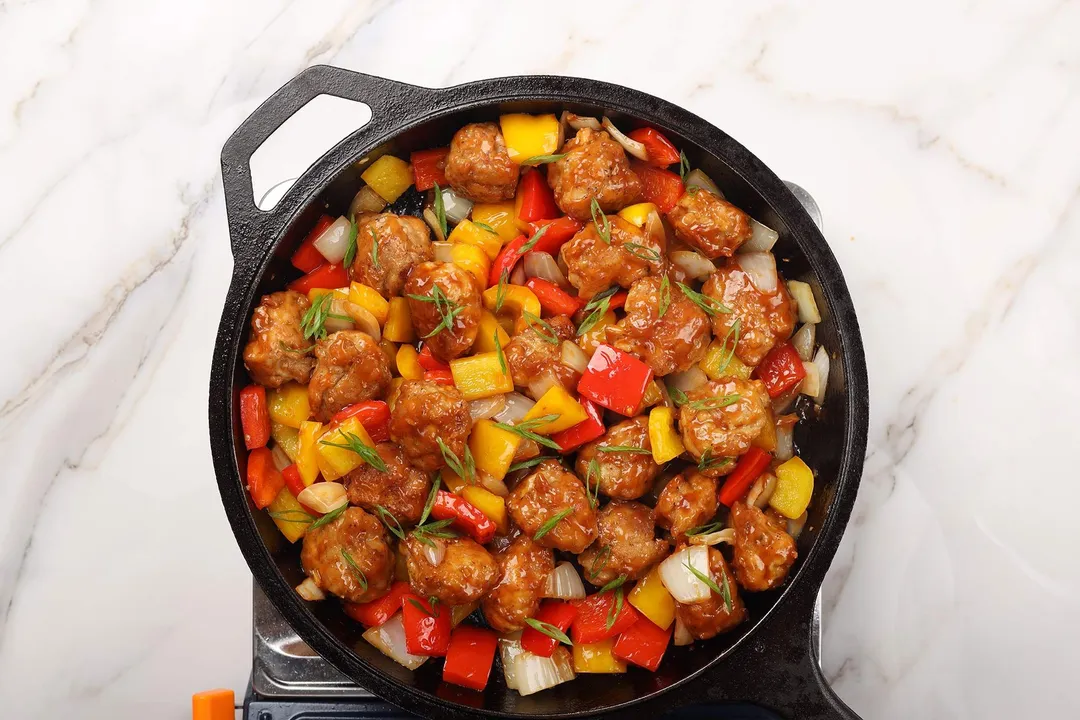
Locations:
2;0;1078;718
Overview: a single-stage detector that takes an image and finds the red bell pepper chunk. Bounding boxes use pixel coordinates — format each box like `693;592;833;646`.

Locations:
430;491;497;544
288;263;349;294
443;625;499;691
246;447;285;510
608;291;627;311
525;277;584;316
488;234;529;287
343;581;412;627
527;216;584;255
551;398;606;453
613;617;672;671
755;341;807;398
628;127;681;167
424;368;455;386
521;601;578;658
331;400;391;443
577;344;654;417
572;590;641;645
517;168;560;222
411;147;449;192
418;345;451;372
718;447;773;507
239;384;271;450
281;464;306;500
291;214;335;272
401;594;452;656
634;163;685;213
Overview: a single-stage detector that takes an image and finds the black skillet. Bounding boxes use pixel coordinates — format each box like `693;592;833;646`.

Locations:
209;65;869;719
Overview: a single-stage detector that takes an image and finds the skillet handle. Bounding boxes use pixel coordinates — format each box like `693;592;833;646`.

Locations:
220;65;435;259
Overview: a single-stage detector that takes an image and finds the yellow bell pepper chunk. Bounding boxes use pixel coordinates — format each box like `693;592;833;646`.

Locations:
522;385;588;434
482;284;541;334
471;202;519;242
267;487;312;543
578;309;616;356
640;380;664;409
442;468;469;494
268;382;311;428
617;202;660;229
307;287;349;303
297;420;324;486
648;406;685;464
450;352;513;400
469;419;522;481
462;485;509;534
628;566;676;629
499;113;561;164
751;408;777;453
270;422;301;462
316;417;377;482
396;345;424;380
572;638;626;674
379;339;398;372
699;340;752;381
349;282;390;325
360;155;413;203
383;297;416;343
448;219;503;261
473;311;511;354
449;242;490;290
769;456;814;519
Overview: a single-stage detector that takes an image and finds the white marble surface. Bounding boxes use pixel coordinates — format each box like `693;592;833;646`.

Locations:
2;0;1078;718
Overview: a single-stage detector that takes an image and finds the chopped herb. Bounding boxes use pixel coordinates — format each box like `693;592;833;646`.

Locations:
418;475;441;526
320;431;388;472
586;545;611;580
407;285;463;339
279;342;316;354
622;242;661;263
590;197;611;244
494;331;507;374
605;586;626;630
374;505;405;540
698;448;734;473
687;394;740;411
494;272;509;313
492;415;563;451
597;445;652;455
576;285;619;336
300;292;336;340
720;569;733;612
436;437;474;482
340;549;368;590
268;509;315;524
412;517;458;547
534;507;573;540
658;275;672;318
407;597;436;617
685;561;726;602
685;521;724;537
676;282;730;317
598;575;628;594
668;385;689;407
343;219;359;268
585;457;601;508
370;228;380;269
433;182;448;239
522;311;560;345
525;618;573;645
474;222;497;234
520;153;567;166
678;150;690;181
713;319;742;377
308;503;348;530
508;455;556;473
519;224;549;254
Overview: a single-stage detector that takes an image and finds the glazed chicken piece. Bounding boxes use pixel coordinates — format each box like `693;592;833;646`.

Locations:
506;460;598;554
654;471;720;541
730;502;798;591
609;275;712;376
404;261;482;361
679;378;770;469
666;189;752;259
344;443;433;525
674;547;746;640
559;216;662;300
242;290;315;388
350;212;433;298
575;417;660;501
702;262;796;367
307;331;392;422
481;534;555;633
402;535;499;606
547;127;642;219
444;122;520;203
578;501;669;587
300;508;394;604
504;314;579;399
388;380;471;472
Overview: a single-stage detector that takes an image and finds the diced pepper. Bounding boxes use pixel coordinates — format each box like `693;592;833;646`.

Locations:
572;591;641;645
634;163;685;213
521;601;578;658
267;382;310;429
418;345;450;372
344;580;412;627
487;234;529;287
348;282;390;325
443;625;499;692
473;311;510;354
608;292;627;311
288;263;349;294
627;127;681;167
577;344;654;417
699;339;753;381
481;283;540;334
717;446;772;507
192;689;235;720
441;468;468;495
380;339;398;371
425;368;455;386
361;155;414;203
410;147;449;192
577;309;617;356
499;113;561;163
516;168;560;222
331;400;391;444
616;202;660;229
246;447;285;509
449;242;490;290
525;277;584;316
296;420;324;486
449;352;514;400
526;216;584;255
266;487;312;543
551;398;606;453
271;422;301;461
627;566;676;630
396;345;424;380
448;219;503;261
751;407;777;453
461;485;509;534
291;214;335;272
613;617;671;671
522;385;588;434
240;384;271;450
306;286;348;304
316;416;377;481
430;491;497;544
383;297;416;343
469;419;522;481
471;202;520;242
647;406;685;464
401;594;452;657
572;638;627;674
756;341;807;398
769;456;814;519
281;463;306;500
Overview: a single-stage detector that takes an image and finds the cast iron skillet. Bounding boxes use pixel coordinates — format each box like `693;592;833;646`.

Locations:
209;65;869;719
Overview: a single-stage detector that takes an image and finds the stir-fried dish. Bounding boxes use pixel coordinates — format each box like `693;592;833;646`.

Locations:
238;111;830;696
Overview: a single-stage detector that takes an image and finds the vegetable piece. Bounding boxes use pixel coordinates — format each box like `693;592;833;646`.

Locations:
572;590;640;645
418;345;451;372
808;346;830;404
627;566;676;630
383;298;416;343
266;487;312;542
296;577;325;601
281;464;306;502
717;446;772;506
673;618;693;647
267;382;311;428
481;283;541;334
756;342;807;398
510;646;575;696
469;396;508;424
468;419;522;482
349;186;387;218
684;168;722;197
345;580;412;627
626;127;681;167
448;219;503;260
395;345;424;380
560;341;589;375
271;422;301;462
291;215;335;272
522;251;569;288
430;491;497;544
240;385;272;450
522;385;588;434
647;406;685;464
577;344;654;417
288;263;349;294
246;447;285;509
311;216;353;264
601;117;648;161
330;401;391;444
472;311;511;355
699;338;752;381
741;218;780;253
348;283;390;325
296;481;348;515
440;186;473;226
516;168;560;222
461;485;509;534
791;323;816;362
500;113;561;163
315;417;378;481
769;456;814;519
450;352;514;400
296;420;323;486
401;594;452;657
657;546;711;604
670;250;716;281
550;398;605;453
443;625;499;691
471;202;520;242
573;637;627;674
363;612;429;670
525;277;584;316
410;147;449;192
361;155;414;203
634;164;684;213
613;617;671;671
616;202;660;229
424;368;455;386
544;561;586;600
526;217;584;255
449;242;491;290
522;600;579;657
736;252;779;294
487;234;529;287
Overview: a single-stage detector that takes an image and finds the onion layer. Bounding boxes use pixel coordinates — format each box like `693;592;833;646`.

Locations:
684;169;722;197
667;366;708;394
658;545;711;603
343;302;381;341
432;241;454;263
739;218;779;253
736;252;778;294
511;647;575;696
479;471;509;498
673;617;693;646
560;341;589;374
810;346;829;404
422;537;446;567
313;216;352;264
787;280;821;324
469;395;507;423
688;528;736;547
297;482;348;515
543;561;586;600
523;251;569;287
671;250;715;281
440;186;473;225
350;186;387;218
423;208;446;242
562;111;601;131
602;117;649;161
791;323;816;362
363;613;428;670
492;393;535;425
